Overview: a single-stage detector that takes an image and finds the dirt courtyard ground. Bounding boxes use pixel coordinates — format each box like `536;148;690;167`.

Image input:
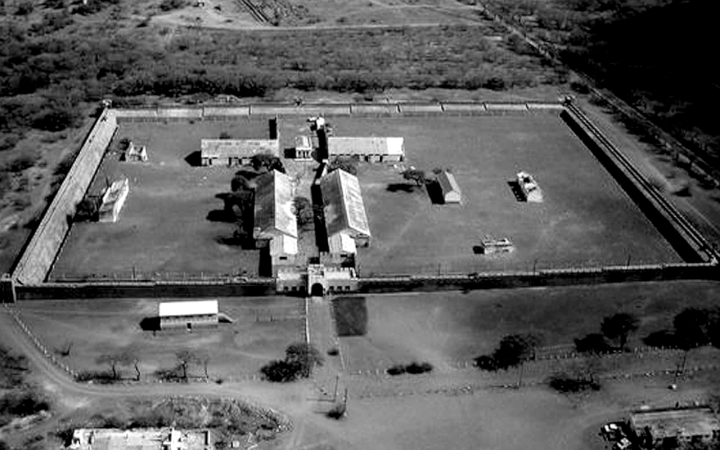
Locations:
51;119;277;280
330;114;682;275
17;296;304;380
338;280;720;373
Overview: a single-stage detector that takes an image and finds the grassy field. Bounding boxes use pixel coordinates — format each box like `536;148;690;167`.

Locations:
319;114;683;275
17;296;304;380
338;280;720;373
50;119;278;280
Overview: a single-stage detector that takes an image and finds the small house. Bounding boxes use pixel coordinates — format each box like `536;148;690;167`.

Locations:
200;139;280;166
437;171;462;204
327;137;405;163
98;178;129;223
125;142;148;162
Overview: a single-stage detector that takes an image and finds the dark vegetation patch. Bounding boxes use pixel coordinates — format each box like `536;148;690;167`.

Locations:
332;297;368;337
0;346;50;430
260;343;324;383
386;361;433;376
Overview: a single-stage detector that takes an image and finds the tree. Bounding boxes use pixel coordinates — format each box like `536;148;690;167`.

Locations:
250;154;285;174
293;197;314;227
118;350;141;381
175;350;198;381
601;313;639;351
260;360;301;383
492;333;542;387
574;333;610;354
328;157;358;176
219;131;232;140
231;174;254;192
75;197;98;221
673;308;711;380
96;353;122;379
285;343;324;378
402;169;427;186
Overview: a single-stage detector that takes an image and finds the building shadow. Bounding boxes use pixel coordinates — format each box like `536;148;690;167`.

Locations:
185;151;202;167
425;181;444;205
507;180;526;202
139;317;160;332
311;183;329;253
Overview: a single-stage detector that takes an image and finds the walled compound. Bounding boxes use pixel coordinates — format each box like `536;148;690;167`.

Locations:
1;101;718;303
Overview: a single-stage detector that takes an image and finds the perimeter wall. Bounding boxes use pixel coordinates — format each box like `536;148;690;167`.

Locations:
12;110;118;285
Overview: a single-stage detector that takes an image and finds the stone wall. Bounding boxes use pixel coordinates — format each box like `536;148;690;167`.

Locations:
12;110;118;285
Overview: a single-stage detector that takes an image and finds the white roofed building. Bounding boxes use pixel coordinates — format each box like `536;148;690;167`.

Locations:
437;171;461;204
320;169;371;247
158;300;219;330
517;171;543;203
253;170;298;241
200;139;279;166
98;178;129;223
328;137;404;162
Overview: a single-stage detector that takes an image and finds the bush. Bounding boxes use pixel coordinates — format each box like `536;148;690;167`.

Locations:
0;389;51;417
387;362;433;376
75;370;118;384
574;333;610;354
547;373;600;393
405;361;433;374
15;1;34;15
474;355;499;371
159;0;186;11
7;153;36;173
260;360;302;383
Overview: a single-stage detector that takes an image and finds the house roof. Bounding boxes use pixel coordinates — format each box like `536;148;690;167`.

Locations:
158;300;218;318
253;170;298;239
437;171;461;196
200;139;279;159
328;137;404;156
270;234;298;256
328;232;356;255
320;169;370;238
630;407;720;440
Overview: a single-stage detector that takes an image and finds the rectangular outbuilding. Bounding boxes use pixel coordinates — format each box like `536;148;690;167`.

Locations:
200;139;279;166
320;169;371;246
328;137;405;162
630;407;720;447
437;171;462;204
158;300;219;330
98;178;129;223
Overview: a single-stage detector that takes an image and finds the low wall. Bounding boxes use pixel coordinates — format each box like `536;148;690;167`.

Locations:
12;110;118;285
561;106;716;263
15;279;276;300
357;262;718;293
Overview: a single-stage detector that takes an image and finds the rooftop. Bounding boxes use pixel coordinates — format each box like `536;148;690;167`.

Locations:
437;171;461;195
320;169;371;238
630;407;720;440
70;428;211;450
200;139;279;159
158;300;219;318
328;137;404;156
253;170;298;239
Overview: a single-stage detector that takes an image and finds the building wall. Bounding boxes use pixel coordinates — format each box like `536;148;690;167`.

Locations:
444;191;461;204
160;314;218;329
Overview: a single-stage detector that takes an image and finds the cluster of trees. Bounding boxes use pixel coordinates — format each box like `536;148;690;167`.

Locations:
386;361;433;376
292;196;313;228
474;333;543;386
260;343;324;383
328;157;358;176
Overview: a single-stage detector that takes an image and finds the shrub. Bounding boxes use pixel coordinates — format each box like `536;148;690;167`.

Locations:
15;1;34;15
547;373;600;393
386;364;406;376
474;355;499;371
159;0;186;12
405;361;433;374
260;360;302;383
7;153;35;173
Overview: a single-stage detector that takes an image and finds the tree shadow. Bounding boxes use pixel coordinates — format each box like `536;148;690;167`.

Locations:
185;151;202;167
139;317;160;332
426;181;444;204
507;180;526;202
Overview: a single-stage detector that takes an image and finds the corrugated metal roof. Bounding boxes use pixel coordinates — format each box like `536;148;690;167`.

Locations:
320;169;370;238
437;171;461;196
328;137;404;156
328;232;356;254
630;408;720;440
200;139;279;159
254;170;298;239
270;234;298;256
158;300;218;317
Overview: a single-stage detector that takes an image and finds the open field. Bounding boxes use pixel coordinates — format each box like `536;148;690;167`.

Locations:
50;119;277;280
338;280;720;373
327;114;683;275
16;296;304;379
